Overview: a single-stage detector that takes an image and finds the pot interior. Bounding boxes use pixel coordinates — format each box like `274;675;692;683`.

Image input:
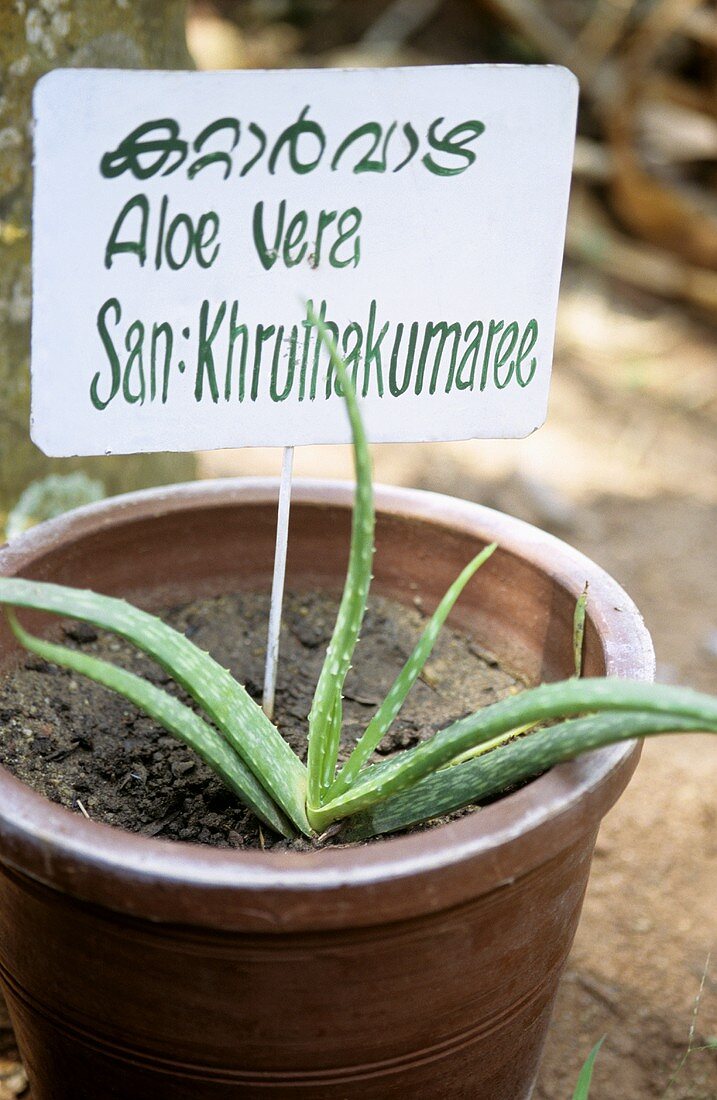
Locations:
0;489;604;686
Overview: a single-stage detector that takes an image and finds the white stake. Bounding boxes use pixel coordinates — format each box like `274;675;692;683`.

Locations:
262;446;294;721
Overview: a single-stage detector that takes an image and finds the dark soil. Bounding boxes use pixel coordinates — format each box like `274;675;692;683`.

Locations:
0;590;522;851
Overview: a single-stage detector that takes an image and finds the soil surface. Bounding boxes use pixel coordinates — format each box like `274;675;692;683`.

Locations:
0;590;522;850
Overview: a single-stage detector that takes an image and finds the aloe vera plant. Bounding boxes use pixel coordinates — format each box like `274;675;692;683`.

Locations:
1;311;716;841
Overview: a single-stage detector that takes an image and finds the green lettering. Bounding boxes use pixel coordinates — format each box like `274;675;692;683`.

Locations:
188;118;239;180
363;300;388;397
196;212;221;268
240;122;267;177
393;122;419;172
283;210;308;267
150;321;173;403
122;320;145;405
329;208;361;269
252;200;284;271
100;119;186;180
298;302;314;401
516;320;538;387
225;301;248;401
423;119;485;176
252;324;276;401
313;209;336;268
342;322;364;392
92;298;122;410
309;300;328;400
154;195;168;269
104;193;148;269
195;300;225;402
493;322;519;389
165;212;194;271
388;322;419;397
480;320;504;391
416;320;461;395
323;318;353;398
454;321;483;391
331;122;395;174
268;106;325;175
270;325;297;402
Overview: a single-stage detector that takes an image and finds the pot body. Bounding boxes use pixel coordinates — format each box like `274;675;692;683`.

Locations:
0;481;654;1099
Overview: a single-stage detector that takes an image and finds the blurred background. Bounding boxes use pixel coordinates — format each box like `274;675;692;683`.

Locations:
0;2;716;1097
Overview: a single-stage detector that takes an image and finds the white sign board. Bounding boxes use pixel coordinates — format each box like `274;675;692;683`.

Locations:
31;65;577;456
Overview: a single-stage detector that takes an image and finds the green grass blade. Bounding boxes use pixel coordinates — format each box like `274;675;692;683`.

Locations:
312;678;717;828
306;307;375;815
340;710;712;839
573;1037;605;1100
0;577;310;834
8;613;292;836
329;544;497;800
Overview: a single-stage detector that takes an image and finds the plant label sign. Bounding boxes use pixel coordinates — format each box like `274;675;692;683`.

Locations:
31;65;577;456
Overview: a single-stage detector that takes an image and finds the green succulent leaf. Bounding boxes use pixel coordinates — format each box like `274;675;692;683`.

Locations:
312;678;717;828
573;582;589;678
441;720;537;769
320;686;344;793
5;473;105;540
0;577;310;835
305;306;375;817
8;612;292;837
329;543;497;800
340;710;713;840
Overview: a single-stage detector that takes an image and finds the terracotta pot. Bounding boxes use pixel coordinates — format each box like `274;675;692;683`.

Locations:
0;481;653;1100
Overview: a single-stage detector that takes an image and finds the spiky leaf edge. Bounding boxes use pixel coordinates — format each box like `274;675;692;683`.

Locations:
311;679;717;828
341;710;715;839
305;307;375;818
329;543;497;800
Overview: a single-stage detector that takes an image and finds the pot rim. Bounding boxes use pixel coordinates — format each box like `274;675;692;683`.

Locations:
0;479;653;931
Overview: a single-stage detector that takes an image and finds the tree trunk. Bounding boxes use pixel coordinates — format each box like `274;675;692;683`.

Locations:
0;0;195;523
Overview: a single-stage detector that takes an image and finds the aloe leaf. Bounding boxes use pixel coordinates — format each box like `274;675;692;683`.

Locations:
305;307;374;815
340;710;713;840
311;678;717;828
329;543;498;800
0;577;310;834
573;1037;605;1100
443;720;537;769
321;686;343;793
8;613;292;836
573;582;589;678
